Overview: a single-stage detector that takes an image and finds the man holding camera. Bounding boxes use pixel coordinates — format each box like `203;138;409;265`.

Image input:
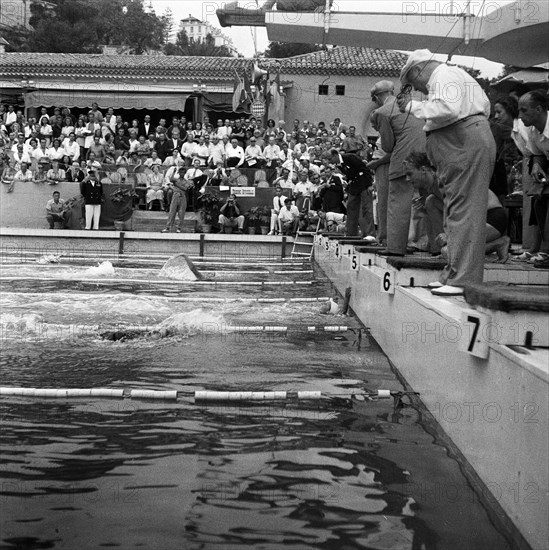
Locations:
219;194;245;233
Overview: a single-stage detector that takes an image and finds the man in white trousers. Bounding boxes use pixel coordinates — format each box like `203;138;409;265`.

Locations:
81;169;104;230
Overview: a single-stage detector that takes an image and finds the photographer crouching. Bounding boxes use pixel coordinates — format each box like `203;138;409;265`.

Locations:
219;194;245;234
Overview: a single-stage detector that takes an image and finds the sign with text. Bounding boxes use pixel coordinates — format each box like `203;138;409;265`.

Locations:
231;187;256;197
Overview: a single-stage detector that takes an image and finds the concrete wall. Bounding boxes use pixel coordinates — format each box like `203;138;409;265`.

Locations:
316;240;548;550
0;181;83;230
0;230;291;260
283;74;383;138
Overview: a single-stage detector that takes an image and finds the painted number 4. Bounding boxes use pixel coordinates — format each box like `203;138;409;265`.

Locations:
380;270;395;294
460;310;490;359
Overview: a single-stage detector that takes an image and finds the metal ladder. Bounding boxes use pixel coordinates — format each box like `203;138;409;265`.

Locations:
290;219;321;260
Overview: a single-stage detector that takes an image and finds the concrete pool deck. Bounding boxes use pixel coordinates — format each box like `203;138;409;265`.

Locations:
315;236;548;550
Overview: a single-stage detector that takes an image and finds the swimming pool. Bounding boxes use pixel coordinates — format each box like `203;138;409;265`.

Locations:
0;254;514;549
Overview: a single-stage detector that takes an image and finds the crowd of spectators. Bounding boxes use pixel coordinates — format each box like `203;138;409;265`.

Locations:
0;104;371;235
0;84;547;261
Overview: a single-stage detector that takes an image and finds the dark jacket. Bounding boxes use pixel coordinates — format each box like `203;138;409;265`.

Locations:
338;153;372;195
155;139;171;161
81;178;104;205
138;123;153;139
165;138;184;157
114;135;130;152
319;176;346;213
67;168;85;182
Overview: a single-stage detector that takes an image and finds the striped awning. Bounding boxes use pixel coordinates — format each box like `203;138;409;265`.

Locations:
24;90;190;111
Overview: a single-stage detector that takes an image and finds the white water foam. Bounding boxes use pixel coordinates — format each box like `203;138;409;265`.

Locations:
83;261;116;277
158;309;226;337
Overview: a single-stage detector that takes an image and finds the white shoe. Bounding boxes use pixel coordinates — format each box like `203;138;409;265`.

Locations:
427;281;443;289
512;251;532;262
431;285;464;296
267;231;274;236
528;252;548;264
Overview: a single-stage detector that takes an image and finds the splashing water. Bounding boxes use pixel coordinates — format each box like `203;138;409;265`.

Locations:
82;261;116;277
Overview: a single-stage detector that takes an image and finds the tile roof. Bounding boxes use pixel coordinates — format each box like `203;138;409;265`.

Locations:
0;47;405;81
0;53;253;81
276;46;408;77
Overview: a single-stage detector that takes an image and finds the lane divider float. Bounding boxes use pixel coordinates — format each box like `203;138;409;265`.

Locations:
0;387;414;403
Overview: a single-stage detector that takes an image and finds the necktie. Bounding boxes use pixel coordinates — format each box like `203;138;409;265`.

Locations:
278;198;282;209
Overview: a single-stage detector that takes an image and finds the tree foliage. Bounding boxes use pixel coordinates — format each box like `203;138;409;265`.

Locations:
11;0;167;54
263;41;321;58
164;31;232;57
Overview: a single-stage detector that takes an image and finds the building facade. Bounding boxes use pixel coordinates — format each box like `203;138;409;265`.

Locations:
178;14;239;57
0;0;54;30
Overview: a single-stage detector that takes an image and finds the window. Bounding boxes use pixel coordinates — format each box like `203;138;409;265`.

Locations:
335;85;346;96
318;85;329;96
189;26;194;34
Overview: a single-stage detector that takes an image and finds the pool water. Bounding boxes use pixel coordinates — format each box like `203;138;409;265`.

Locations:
0;254;513;549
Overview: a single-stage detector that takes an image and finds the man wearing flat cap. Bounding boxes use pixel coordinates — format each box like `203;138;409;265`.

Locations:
370;79;426;256
397;49;495;296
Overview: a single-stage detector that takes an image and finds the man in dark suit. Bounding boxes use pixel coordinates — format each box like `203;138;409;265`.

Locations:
165;129;184;157
154;132;171;162
167;116;186;140
330;149;374;237
66;161;86;182
138;114;153;139
81;169;104;230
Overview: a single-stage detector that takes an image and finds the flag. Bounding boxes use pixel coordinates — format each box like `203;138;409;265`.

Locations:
242;70;254;101
232;71;245;112
269;72;282;118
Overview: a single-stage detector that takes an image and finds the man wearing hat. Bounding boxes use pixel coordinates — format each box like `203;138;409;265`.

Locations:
397;49;495;296
81;169;103;230
370;79;426;256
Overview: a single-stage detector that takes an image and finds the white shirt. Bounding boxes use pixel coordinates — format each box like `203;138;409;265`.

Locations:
294;180;313;197
193;144;210;162
208;142;225;165
525;113;549;159
216;126;232;138
33;147;49;161
163;155;184;167
12;151;32;168
408;64;491;132
5;112;17;125
47;146;65;161
226;144;245;163
14;169;34;181
244;144;264;160
278;204;299;222
272;194;288;213
164;166;180;185
263;143;282;161
181;141;196;158
64;140;80;160
128;139;139;153
185;167;203;181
